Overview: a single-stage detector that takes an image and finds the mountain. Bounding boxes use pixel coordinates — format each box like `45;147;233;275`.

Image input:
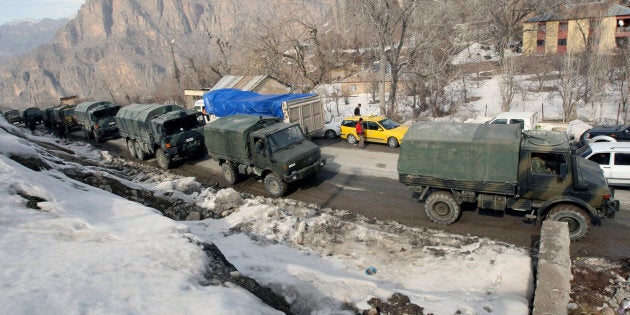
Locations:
0;18;69;65
0;0;333;109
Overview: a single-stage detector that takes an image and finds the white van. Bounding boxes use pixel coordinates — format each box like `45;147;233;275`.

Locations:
487;112;539;130
577;142;630;187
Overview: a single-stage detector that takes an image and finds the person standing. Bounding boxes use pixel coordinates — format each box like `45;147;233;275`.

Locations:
355;117;365;148
354;103;361;116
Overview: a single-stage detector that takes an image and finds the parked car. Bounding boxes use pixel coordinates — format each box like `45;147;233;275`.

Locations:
4;109;21;124
486;111;539;130
577;141;630;187
579;124;630;145
340;115;408;147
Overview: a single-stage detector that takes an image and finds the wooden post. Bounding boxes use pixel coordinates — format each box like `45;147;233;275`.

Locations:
485;104;487;117
617;102;621;125
541;103;544;121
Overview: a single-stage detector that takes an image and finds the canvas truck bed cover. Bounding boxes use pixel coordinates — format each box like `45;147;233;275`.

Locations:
203;114;282;162
116;103;181;137
202;88;315;118
398;122;522;194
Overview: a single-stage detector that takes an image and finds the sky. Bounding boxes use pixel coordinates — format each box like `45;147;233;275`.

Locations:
0;0;84;25
0;107;534;314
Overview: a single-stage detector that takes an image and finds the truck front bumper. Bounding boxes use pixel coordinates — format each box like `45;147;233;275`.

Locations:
283;159;326;183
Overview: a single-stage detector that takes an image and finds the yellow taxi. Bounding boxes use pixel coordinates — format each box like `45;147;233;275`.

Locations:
340;115;409;147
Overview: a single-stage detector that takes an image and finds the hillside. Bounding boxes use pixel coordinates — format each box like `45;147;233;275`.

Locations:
0;18;68;64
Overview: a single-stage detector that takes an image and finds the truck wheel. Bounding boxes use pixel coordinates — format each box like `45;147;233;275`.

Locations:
127;139;137;158
134;141;146;160
325;129;337;139
546;204;591;241
156;148;171;169
264;173;287;197
387;137;399;148
424;191;461;224
347;134;357;144
221;163;239;185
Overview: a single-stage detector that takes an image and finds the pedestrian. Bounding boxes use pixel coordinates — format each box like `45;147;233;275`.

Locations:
354;103;361;116
355;117;365;148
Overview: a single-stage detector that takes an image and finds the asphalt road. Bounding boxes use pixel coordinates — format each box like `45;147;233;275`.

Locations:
81;132;630;260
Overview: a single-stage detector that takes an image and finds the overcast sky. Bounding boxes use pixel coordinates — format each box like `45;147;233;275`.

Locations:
0;0;84;25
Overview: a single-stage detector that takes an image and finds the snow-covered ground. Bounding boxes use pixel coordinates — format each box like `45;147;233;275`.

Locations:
0;116;534;314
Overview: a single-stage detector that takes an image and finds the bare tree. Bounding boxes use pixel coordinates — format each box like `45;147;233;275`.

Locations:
499;57;520;111
552;54;585;122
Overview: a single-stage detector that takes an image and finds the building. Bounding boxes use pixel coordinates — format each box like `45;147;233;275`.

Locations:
522;1;630;55
183;75;291;109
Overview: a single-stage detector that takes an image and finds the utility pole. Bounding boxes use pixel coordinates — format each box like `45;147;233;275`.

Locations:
379;53;386;115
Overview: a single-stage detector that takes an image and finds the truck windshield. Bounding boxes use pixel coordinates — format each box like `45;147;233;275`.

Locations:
93;107;120;119
267;125;305;152
163;115;200;136
379;118;400;130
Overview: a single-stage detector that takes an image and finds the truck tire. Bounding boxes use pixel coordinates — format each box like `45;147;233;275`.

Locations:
347;134;357;144
424;191;461;224
134;141;146;160
264;173;287;197
387;137;399;148
546;204;591;241
127;139;137;159
156;148;171;169
221;163;239;185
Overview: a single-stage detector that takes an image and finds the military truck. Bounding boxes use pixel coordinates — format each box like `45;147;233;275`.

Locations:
74;101;121;142
4;109;21;124
22;107;43;126
116;103;205;169
204;114;326;197
397;121;619;240
51;105;79;135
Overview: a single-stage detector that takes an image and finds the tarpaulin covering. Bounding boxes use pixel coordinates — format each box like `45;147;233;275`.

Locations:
202;88;315;119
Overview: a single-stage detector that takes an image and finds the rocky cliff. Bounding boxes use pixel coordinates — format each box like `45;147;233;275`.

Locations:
0;19;68;65
0;0;331;109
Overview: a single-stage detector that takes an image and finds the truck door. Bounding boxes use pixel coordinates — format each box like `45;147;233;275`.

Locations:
521;152;572;200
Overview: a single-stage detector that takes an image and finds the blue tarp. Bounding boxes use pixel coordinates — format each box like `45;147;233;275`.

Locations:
202;88;315;119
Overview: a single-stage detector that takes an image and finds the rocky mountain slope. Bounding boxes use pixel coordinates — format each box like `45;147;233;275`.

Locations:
0;0;332;109
0;19;68;65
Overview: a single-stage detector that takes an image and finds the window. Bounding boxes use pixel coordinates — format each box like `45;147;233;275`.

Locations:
350;85;357;92
559;22;568;31
531;152;565;175
538;22;546;32
491;119;508;124
558;39;567;46
366;121;380;130
341;120;356;128
614;153;630;165
537;40;545;47
589;153;611;165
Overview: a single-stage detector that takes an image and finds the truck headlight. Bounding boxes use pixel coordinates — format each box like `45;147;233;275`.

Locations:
289;163;296;169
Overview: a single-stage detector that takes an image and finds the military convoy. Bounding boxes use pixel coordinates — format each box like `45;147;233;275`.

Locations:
203;114;325;197
22;108;43;127
397;121;619;240
115;103;205;169
74;101;121;142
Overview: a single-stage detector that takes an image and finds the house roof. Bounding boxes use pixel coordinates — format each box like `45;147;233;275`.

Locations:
526;3;630;22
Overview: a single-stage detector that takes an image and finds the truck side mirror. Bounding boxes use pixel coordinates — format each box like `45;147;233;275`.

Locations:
559;163;568;179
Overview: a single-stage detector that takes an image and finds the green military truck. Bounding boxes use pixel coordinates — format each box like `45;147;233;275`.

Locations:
204;114;326;197
74;101;121;142
51;105;79;136
4;109;21;124
22;107;43;126
398;121;619;240
116;103;205;169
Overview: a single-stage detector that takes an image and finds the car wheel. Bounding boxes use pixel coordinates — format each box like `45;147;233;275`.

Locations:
546;204;591;241
134;141;146;160
127;139;137;159
156;148;171;169
387;137;399;148
264;173;287;197
325;129;337;139
221;163;239;185
424;191;461;224
347;134;357;144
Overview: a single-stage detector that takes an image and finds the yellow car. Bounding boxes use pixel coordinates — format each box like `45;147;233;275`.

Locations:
340;115;409;147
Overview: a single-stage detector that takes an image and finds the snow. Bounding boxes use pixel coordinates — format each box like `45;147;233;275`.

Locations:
0;113;534;314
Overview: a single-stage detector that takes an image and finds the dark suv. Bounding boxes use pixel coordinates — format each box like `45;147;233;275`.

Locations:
580;124;630;145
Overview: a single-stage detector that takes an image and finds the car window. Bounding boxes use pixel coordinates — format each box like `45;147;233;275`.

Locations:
366;121;380;130
378;118;400;130
614;153;630;165
341;120;356;127
531;152;565;175
589;153;611;165
491;119;508;124
509;119;525;129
